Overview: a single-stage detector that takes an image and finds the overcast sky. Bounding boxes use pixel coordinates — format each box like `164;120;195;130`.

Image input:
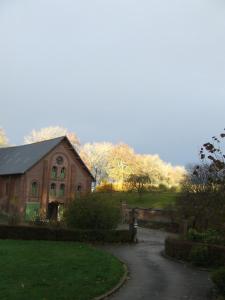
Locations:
0;0;225;166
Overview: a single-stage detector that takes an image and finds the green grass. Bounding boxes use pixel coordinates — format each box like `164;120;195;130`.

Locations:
98;191;178;209
0;240;124;300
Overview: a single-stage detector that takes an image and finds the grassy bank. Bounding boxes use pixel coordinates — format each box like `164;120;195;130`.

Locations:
0;240;124;300
97;191;178;209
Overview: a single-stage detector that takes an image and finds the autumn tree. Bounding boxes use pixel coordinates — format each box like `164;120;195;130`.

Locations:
81;141;186;190
106;143;137;185
80;142;113;184
135;154;185;188
126;173;151;195
0;127;9;147
24;126;80;149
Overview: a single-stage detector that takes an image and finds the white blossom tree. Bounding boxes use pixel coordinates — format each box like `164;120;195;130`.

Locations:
24;126;80;149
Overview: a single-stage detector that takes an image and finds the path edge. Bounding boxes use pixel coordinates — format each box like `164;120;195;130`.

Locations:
161;250;210;272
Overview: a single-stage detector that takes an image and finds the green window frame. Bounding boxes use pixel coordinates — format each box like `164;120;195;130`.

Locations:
51;166;57;179
59;184;65;197
50;183;56;197
60;167;66;179
31;182;38;197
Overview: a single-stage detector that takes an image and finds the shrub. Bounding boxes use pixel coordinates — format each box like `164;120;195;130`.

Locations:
64;194;121;230
0;225;133;243
96;182;115;192
211;268;225;296
165;237;193;261
189;245;210;266
165;237;225;267
187;228;225;245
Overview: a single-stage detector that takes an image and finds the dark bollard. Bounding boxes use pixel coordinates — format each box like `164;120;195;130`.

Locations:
129;208;138;243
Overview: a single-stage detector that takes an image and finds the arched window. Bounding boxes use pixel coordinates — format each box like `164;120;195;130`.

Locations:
31;182;38;197
50;183;56;197
60;167;66;179
59;184;65;197
51;166;57;179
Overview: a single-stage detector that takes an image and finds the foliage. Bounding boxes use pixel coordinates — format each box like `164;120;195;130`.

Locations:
80;142;186;189
25;202;40;222
106;143;137;183
0;239;124;300
175;131;225;233
126;173;151;194
165;237;225;268
24;126;80;149
212;268;225;296
194;130;225;185
0;224;133;242
176;179;225;231
64;194;121;230
80;142;113;183
189;245;210;266
0;127;8;147
97;191;178;209
96;181;115;192
187;228;225;245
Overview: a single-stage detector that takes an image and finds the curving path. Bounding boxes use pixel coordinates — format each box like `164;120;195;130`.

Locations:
101;228;213;300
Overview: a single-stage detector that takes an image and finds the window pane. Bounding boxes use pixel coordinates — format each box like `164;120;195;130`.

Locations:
31;182;38;197
51;166;57;179
60;167;65;179
59;184;65;196
50;183;56;196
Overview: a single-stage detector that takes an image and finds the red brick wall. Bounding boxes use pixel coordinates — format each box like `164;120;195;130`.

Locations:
0;139;93;217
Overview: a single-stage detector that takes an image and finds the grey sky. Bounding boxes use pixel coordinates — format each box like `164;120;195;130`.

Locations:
0;0;225;166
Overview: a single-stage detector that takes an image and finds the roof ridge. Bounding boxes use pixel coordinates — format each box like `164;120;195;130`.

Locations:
0;136;66;150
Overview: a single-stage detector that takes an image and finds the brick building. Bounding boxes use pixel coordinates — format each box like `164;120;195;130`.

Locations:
0;136;94;220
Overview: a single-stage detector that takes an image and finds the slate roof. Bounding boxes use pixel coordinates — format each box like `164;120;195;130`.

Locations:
0;136;94;179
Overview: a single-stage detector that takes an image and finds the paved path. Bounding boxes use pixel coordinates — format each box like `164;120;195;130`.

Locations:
101;228;213;300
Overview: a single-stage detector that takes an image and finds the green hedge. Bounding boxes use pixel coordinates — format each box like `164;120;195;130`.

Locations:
0;225;133;243
211;267;225;296
165;237;225;267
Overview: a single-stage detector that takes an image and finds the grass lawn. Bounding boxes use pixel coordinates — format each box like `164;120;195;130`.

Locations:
100;191;178;209
0;240;124;300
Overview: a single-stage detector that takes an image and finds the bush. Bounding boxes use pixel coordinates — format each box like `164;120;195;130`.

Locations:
211;268;225;296
64;194;121;230
165;237;225;267
187;228;225;245
96;182;115;192
189;245;210;267
0;224;133;243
